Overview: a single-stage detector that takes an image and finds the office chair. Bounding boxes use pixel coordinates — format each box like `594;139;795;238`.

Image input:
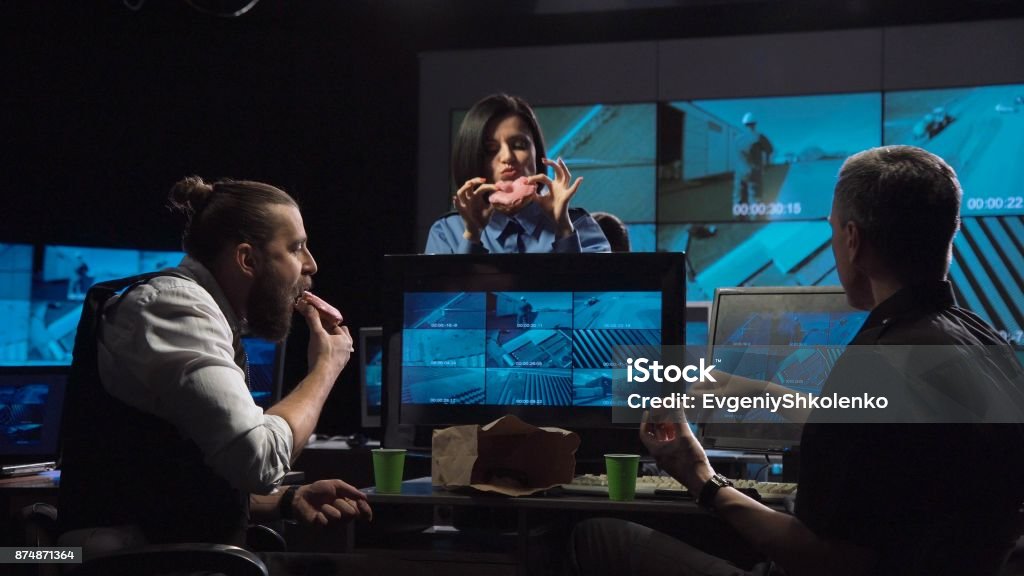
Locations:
72;543;269;576
18;502;276;576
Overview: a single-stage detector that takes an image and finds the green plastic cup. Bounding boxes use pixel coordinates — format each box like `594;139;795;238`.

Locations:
372;448;407;494
604;454;641;501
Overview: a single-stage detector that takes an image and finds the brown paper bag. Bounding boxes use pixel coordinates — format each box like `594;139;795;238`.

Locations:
431;414;580;496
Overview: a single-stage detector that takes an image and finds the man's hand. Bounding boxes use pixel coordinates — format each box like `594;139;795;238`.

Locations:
295;296;352;378
290;479;373;526
639;409;715;493
691;369;765;398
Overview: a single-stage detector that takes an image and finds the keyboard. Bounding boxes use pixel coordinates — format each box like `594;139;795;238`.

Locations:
561;474;798;503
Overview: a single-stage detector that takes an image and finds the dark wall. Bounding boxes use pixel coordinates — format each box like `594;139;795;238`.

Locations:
3;0;1023;434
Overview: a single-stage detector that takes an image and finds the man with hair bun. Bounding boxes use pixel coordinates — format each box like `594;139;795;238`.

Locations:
59;176;372;562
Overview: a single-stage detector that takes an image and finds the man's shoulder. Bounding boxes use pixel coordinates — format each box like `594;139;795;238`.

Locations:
870;305;1006;346
110;270;206;310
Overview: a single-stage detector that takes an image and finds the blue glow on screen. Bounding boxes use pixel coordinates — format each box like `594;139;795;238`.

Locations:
884;84;1024;353
401;290;661;408
884;84;1024;217
451;103;657;225
16;245;185;366
0;383;49;448
536;103;657;224
242;337;280;409
364;339;383;409
659;92;882;224
0;245;33;367
0;372;65;456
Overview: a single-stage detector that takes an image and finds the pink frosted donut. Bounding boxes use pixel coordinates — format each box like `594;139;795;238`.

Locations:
489;177;537;207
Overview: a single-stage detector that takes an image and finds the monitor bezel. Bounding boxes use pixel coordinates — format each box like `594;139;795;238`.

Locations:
382;252;687;450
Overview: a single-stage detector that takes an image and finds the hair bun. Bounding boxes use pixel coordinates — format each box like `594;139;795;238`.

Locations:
168;175;215;216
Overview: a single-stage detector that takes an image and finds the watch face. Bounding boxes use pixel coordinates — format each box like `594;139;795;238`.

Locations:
711;474;732;488
698;474;733;509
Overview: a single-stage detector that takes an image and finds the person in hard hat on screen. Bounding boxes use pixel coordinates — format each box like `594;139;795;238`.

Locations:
733;112;774;218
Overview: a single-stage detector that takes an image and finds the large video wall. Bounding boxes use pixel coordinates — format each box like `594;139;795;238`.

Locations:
0;244;184;366
419;20;1024;351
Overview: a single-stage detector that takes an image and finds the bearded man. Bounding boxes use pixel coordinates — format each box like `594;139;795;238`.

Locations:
59;176;371;551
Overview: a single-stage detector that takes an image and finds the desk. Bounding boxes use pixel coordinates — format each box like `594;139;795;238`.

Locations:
358;477;764;576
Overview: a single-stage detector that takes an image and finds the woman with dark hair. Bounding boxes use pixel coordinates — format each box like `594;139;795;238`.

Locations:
424;93;610;254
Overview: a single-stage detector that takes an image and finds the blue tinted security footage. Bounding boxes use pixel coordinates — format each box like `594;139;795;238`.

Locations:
402;291;661;407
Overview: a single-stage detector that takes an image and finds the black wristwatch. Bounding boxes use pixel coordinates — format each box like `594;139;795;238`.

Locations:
278;485;299;521
696;473;733;511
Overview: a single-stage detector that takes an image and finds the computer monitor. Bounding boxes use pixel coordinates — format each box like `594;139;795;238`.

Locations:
883;82;1024;364
359;326;383;429
0;244;33;367
241;337;285;410
382;253;686;453
451;102;658;226
25;245;184;366
0;366;68;467
657;91;882;301
686;301;711;347
700;286;869;452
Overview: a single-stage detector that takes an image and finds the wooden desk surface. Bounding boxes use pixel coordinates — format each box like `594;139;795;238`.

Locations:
0;470;59;489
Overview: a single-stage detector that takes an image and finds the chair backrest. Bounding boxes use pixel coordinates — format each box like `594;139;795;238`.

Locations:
73;543;269;576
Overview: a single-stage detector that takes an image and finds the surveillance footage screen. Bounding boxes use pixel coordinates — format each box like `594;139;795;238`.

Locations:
658;92;882;224
0;372;66;454
400;290;661;408
451;103;657;225
0;245;33;367
885;84;1024;355
702;291;870;451
24;246;184;365
884;83;1024;216
655;93;882;301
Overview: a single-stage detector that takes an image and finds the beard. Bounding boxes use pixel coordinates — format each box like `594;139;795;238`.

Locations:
246;269;309;342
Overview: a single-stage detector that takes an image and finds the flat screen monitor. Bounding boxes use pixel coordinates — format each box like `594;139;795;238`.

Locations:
26;245;184;366
451;102;658;225
0;244;34;367
883;82;1024;362
0;366;68;465
359;326;383;429
686;301;711;347
700;286;869;452
656;91;882;301
241;337;285;410
382;252;686;451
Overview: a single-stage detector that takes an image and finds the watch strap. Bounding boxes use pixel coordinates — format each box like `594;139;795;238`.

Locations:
278;485;299;521
696;473;733;510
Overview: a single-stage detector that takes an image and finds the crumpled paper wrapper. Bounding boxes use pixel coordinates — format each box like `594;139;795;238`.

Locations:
432;414;580;496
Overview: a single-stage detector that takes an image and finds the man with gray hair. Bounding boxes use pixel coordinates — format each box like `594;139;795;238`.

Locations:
570;146;1024;576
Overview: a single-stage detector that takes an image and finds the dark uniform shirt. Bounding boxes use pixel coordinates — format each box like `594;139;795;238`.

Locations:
796;281;1024;575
